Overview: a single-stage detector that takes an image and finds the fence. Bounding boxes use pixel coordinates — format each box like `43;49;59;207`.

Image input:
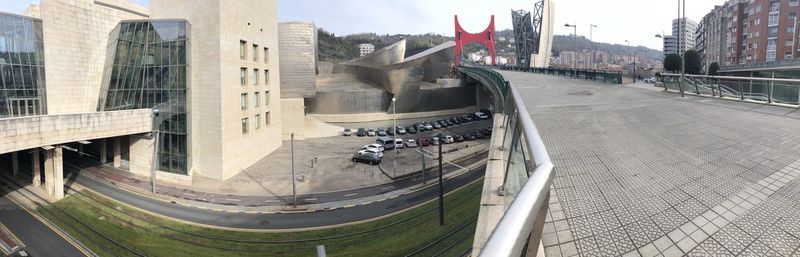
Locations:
497;66;623;84
661;73;800;107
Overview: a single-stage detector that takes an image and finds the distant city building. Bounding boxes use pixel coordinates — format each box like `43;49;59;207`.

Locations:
358;43;375;56
692;0;800;77
663;35;678;55
672;18;698;53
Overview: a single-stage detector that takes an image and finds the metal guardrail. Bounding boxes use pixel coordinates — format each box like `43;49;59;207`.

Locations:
661;73;800;107
497;66;623;84
459;66;555;257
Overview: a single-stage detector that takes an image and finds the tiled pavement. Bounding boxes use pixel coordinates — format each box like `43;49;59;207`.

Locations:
499;71;800;257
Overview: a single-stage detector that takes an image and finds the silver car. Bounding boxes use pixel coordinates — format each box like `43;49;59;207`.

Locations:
405;139;417;148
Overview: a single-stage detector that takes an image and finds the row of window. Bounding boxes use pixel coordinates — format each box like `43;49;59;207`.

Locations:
240;91;270;110
240;67;269;86
240;40;269;63
241;112;270;134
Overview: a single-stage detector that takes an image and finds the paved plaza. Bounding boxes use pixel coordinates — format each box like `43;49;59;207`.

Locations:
499;71;800;257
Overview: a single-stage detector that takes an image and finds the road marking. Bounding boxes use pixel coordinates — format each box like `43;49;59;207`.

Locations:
381;186;395;190
344;193;358;197
305;198;318;201
225;198;241;202
183;193;196;197
264;200;280;203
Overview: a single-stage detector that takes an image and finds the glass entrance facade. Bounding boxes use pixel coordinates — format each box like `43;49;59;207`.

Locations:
98;20;190;175
0;13;47;119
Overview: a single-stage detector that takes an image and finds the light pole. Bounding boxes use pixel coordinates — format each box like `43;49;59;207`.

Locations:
150;109;160;194
438;140;444;226
590;24;597;69
564;23;577;71
392;97;397;179
291;132;297;207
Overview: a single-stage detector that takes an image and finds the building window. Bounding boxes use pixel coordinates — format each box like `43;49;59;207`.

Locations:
255;114;261;129
241;93;248;110
253;69;259;85
264;70;269;85
787;40;794;46
786;52;793;60
240;40;247;60
788;27;796;33
253;44;259;62
242;118;249;134
240;68;247;86
769;14;779;26
265;91;270;110
264;47;269;64
265;112;271;125
254;92;260;108
791;0;799;7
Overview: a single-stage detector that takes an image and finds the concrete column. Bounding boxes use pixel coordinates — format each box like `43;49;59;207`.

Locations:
53;147;64;200
44;149;54;196
113;137;122;168
32;151;41;188
100;139;107;164
11;152;19;176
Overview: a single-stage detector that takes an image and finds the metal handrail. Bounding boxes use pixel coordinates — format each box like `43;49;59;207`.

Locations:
459;66;555;257
662;73;800;83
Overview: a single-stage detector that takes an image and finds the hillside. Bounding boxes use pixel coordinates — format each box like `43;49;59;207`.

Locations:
317;28;663;64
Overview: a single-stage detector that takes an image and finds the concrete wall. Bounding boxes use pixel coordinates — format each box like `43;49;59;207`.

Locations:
39;0;148;114
150;0;282;180
278;22;317;98
0;109;152;154
280;98;305;140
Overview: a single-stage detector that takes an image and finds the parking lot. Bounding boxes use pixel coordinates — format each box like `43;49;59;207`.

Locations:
187;113;494;197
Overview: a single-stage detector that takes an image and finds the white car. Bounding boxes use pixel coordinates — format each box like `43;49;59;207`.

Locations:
363;144;385;152
394;138;404;149
358;149;383;158
643;77;657;83
405;139;417;148
475;112;489;120
444;135;454;144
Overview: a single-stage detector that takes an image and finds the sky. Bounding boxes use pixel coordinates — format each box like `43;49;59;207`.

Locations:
0;0;727;51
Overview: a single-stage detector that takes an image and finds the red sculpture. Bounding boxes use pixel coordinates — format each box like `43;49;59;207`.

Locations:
454;15;496;66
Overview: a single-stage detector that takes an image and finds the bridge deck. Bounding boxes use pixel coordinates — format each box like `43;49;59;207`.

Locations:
501;71;800;257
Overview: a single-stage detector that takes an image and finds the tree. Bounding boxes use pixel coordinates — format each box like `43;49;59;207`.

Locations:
708;62;720;76
684;50;701;74
664;54;682;73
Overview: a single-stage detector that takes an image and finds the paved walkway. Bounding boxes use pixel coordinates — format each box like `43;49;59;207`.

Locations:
499;71;800;257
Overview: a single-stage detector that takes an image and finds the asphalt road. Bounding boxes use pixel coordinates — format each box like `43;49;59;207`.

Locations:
69;164;485;229
64;149;487;207
0;194;86;257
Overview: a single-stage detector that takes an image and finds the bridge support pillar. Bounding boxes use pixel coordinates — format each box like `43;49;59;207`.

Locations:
11;152;19;176
44;146;64;200
114;137;122;168
32;151;41;188
100;139;107;164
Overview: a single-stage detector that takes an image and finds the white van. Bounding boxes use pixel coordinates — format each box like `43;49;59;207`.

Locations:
394;138;404;149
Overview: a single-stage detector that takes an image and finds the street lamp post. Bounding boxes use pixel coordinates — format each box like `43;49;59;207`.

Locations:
438;140;444;226
633;49;645;82
590;24;597;69
291;132;297;207
392;97;397;179
564;23;577;71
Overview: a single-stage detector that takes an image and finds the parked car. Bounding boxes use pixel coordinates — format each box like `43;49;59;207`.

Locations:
444;135;454;144
474;131;486;139
480;109;493;119
353;154;381;165
367;128;376;137
377;130;387;137
343;128;352;136
464;133;477;141
394;138;404;149
423;123;434;130
406;126;417;134
454;135;464;142
405;139;417;148
356;128;367;137
363;143;385;152
475;112;489;120
387;127;395;135
396;126;407;135
358;149;384;158
419;137;430;147
376;137;395;150
643;76;657;83
432;122;442;129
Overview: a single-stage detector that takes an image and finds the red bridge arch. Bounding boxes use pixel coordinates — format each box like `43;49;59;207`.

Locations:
454;15;496;66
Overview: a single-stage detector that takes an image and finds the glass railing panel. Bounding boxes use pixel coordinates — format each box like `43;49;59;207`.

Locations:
771;83;800;105
742;80;769;102
501;126;530;207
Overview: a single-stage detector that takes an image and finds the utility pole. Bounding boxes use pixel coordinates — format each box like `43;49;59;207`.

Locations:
420;137;426;185
392;97;397;179
291;132;297;207
438;141;444;226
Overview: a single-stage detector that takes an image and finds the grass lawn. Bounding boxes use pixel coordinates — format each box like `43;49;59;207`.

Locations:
38;179;483;257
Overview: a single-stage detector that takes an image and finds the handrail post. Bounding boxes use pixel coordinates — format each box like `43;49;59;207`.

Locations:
693;77;700;95
739;80;745;100
768;80;773;103
679;75;685;97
